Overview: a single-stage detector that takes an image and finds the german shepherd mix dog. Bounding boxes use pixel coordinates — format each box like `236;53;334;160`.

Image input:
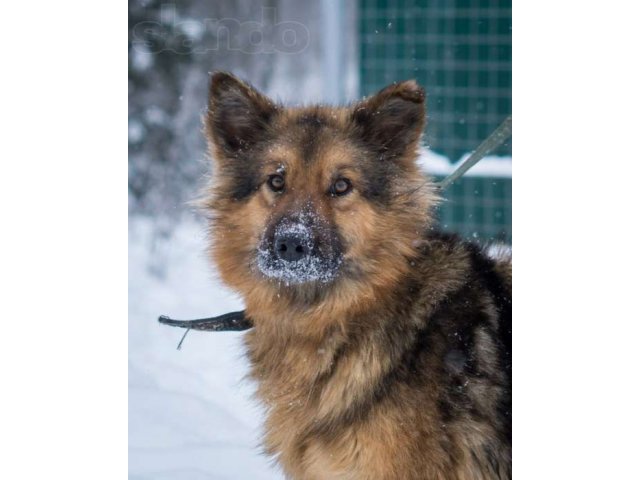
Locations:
203;72;511;479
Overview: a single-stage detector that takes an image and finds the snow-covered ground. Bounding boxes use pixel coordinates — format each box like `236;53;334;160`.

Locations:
128;216;283;479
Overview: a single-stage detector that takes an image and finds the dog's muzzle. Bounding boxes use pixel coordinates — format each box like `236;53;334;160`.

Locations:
256;217;342;285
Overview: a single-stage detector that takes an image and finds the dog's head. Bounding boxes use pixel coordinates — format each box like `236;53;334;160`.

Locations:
203;72;437;308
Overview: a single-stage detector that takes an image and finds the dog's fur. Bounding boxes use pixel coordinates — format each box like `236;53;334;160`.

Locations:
202;72;511;479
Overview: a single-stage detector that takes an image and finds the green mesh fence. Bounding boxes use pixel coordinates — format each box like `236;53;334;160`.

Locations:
359;0;512;243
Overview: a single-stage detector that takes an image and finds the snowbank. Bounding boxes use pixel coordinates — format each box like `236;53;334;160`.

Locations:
417;147;512;178
129;216;282;479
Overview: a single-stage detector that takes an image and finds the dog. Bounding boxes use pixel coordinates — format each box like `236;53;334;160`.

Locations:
201;72;511;479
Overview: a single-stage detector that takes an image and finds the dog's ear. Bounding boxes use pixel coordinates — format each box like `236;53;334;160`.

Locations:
350;80;425;161
206;72;278;156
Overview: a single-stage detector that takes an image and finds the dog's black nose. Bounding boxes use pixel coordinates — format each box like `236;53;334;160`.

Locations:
274;235;309;262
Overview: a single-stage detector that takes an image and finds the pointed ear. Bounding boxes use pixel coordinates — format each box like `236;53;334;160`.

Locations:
206;72;278;156
350;80;425;160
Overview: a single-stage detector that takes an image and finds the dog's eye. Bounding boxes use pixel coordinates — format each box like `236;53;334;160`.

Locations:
331;178;352;196
268;174;285;192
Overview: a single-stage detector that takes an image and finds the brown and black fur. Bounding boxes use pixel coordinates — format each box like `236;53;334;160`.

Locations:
202;72;511;479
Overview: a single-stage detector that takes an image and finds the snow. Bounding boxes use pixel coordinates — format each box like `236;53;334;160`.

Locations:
485;243;512;262
129;216;283;479
131;45;154;71
128;119;145;144
418;147;512;178
257;211;342;285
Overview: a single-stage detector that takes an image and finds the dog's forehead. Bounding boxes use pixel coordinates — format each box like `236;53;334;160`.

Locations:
265;108;359;174
264;138;357;177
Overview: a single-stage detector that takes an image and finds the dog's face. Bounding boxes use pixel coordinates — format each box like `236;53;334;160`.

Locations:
204;73;437;305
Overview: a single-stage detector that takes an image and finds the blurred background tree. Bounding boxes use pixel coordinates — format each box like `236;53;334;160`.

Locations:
128;0;358;218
